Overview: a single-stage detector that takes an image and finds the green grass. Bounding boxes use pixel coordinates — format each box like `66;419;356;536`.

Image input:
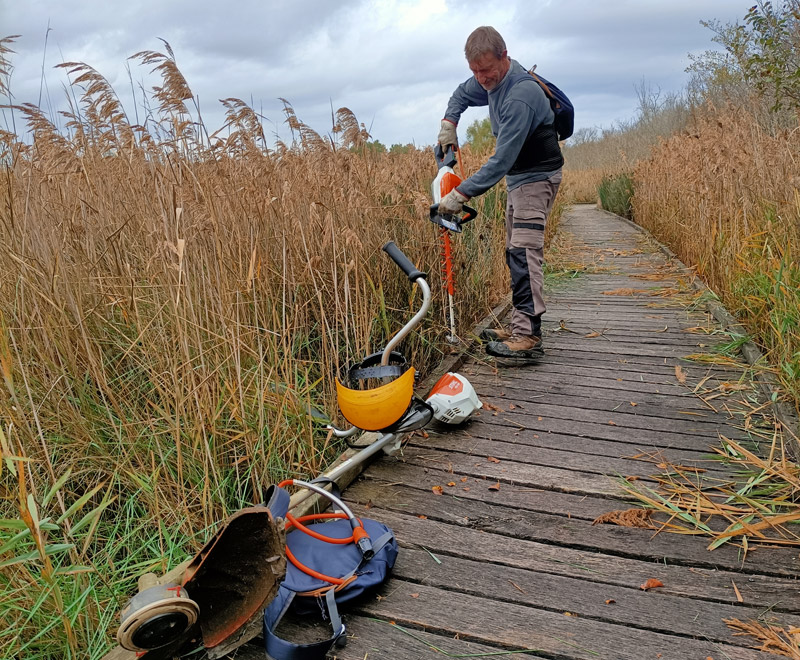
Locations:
731;257;800;404
597;172;634;219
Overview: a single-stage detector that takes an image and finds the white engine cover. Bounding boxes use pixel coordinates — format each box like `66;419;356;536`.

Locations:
425;372;482;424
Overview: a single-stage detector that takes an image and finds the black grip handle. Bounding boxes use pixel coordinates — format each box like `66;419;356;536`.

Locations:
382;241;426;282
461;205;477;223
429;204;478;232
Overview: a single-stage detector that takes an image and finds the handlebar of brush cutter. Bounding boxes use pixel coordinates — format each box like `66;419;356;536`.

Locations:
380;242;431;365
382;241;426;282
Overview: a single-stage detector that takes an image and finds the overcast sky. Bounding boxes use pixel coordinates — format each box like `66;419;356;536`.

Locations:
2;0;751;147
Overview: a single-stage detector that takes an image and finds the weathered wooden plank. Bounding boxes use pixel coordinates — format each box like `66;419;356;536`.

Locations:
477;391;744;431
465;360;744;389
439;424;725;468
466;413;742;451
362;459;637;521
470;399;749;439
350;504;800;608
467;375;742;412
544;319;707;333
349;580;775;660
469;378;736;415
410;430;729;477
511;340;698;360
345;479;800;575
391;444;625;497
548;336;726;352
501;349;738;372
331;616;545;659
393;546;800;645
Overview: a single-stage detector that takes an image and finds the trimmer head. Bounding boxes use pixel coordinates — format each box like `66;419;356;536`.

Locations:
114;506;286;659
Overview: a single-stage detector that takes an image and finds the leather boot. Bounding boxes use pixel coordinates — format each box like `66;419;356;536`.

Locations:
486;334;544;359
480;327;513;342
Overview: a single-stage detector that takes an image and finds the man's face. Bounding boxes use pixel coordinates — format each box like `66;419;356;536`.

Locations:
469;51;509;91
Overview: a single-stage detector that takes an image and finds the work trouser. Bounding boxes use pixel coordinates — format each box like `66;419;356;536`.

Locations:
505;171;562;337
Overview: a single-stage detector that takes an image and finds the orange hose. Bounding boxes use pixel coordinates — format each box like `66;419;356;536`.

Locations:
285;546;346;585
279;480;369;585
285;511;353;544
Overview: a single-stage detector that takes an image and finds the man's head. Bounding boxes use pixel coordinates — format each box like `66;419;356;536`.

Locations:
465;26;510;92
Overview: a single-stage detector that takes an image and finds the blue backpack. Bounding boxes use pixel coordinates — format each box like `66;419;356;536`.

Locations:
528;67;574;141
263;484;398;660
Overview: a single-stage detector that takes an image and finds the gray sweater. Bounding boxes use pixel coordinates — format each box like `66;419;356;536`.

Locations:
444;59;561;198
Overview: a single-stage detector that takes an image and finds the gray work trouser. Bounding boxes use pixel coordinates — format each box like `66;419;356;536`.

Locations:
505;171;562;337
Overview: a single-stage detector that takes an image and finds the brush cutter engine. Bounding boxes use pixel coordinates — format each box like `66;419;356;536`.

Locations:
425;372;482;424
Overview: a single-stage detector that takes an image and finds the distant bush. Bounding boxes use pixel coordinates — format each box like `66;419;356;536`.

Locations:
597;172;634;218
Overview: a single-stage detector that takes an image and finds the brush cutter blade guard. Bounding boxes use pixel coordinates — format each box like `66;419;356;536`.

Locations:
336;351;416;431
182;506;286;658
115;504;286;660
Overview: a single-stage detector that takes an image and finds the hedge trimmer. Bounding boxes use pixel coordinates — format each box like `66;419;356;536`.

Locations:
430;144;476;343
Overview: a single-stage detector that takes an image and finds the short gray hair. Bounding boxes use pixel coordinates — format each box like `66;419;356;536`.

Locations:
465;26;507;62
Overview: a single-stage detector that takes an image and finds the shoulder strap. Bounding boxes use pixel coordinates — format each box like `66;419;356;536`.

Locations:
263;586;346;660
262;530;396;660
528;69;554;100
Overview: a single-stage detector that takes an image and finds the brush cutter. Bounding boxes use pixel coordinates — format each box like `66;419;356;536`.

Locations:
329;241;481;444
107;243;481;660
430;144;477;343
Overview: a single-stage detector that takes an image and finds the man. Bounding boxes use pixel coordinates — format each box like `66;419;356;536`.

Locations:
438;26;563;359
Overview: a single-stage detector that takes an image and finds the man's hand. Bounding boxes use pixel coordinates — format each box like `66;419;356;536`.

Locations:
438;119;458;150
439;188;469;215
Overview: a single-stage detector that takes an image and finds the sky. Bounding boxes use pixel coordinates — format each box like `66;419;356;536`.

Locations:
2;0;753;148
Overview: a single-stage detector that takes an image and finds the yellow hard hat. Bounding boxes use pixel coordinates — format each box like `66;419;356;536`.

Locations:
336;352;415;431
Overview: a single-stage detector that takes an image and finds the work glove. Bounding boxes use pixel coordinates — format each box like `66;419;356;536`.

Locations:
439;188;469;215
437;119;458;150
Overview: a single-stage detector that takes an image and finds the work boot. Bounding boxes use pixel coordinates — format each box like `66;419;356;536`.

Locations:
486;334;544;359
480;326;513;342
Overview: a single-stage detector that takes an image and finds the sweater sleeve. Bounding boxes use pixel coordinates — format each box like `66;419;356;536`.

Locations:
457;99;536;199
444;76;488;124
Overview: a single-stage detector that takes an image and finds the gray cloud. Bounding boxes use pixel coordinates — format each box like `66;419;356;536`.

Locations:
2;0;753;147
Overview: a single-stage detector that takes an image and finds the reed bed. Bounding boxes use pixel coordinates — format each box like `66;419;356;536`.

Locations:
0;40;574;657
560;167;603;204
633;105;800;409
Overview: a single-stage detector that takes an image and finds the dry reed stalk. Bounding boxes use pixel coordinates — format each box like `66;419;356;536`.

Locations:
632;104;800;409
725;618;800;658
0;44;572;656
561;168;604;204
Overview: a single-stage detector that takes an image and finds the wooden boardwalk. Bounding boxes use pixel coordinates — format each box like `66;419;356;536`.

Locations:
325;204;800;660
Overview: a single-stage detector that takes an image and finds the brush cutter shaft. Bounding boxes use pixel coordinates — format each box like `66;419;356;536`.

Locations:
383;277;430;364
380;243;432;365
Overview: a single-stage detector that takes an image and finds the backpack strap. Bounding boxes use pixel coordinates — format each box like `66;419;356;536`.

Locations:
263;530;396;660
264;585;346;660
264;484;291;519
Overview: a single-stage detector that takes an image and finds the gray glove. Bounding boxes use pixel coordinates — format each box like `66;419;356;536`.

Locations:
438;119;458;149
439;188;468;215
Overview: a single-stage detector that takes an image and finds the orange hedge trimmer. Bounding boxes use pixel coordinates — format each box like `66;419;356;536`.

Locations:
430;144;476;343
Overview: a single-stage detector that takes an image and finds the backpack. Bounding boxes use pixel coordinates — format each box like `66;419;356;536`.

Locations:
527;66;574;141
263;482;399;660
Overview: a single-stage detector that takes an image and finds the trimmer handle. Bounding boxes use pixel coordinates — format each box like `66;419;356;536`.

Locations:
382;241;426;282
429;204;478;233
433;143;458;170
